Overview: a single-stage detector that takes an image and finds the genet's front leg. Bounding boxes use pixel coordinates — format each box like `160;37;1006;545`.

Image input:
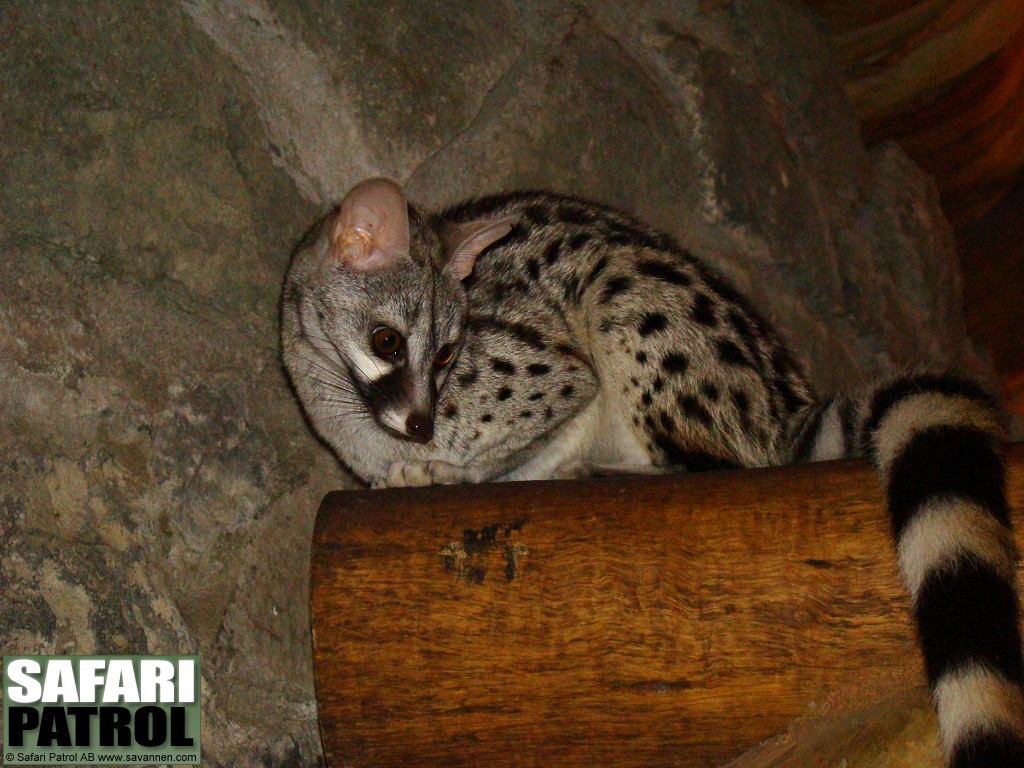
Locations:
379;459;485;488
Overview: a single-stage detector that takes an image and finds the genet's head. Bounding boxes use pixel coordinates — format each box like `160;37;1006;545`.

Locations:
285;178;511;444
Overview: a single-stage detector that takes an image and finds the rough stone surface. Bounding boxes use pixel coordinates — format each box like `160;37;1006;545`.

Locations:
0;1;989;765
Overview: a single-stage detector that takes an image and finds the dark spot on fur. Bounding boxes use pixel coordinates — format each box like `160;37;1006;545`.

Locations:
492;358;516;375
498;387;514;401
457;368;479;387
444;404;458;418
638;312;668;337
692;293;718;326
701;382;720;401
601;275;633;303
635;351;648;365
561;385;575;398
717;339;752;367
558;205;595;225
520;410;533;419
731;389;752;431
556;343;580;358
544;238;563;265
607;230;667;251
679;394;713;426
660;410;675;431
641;391;653;406
576;255;609;299
528;392;544;401
469;316;546;350
528;363;550;376
569;231;593;250
544;406;554;420
727;309;754;341
502;222;530;245
524;205;550;226
481;414;492;423
526;258;541;281
662;352;689;375
638;259;692;287
563;275;580;302
731;389;750;413
653;376;664;392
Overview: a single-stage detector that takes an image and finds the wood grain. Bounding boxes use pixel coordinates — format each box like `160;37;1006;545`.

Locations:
311;444;1024;767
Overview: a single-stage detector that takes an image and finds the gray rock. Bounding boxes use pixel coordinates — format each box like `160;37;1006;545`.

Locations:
0;0;988;765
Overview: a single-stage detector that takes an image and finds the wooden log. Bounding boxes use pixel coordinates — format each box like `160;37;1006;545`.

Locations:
311;445;1024;767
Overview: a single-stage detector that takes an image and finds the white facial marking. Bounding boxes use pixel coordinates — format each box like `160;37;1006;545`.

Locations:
344;342;390;384
379;407;409;435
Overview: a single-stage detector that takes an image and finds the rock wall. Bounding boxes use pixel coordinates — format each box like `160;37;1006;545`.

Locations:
0;1;982;765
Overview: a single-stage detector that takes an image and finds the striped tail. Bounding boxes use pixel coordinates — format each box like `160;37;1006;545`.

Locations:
794;372;1024;766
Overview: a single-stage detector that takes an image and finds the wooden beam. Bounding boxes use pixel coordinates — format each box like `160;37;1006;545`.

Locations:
311;444;1024;767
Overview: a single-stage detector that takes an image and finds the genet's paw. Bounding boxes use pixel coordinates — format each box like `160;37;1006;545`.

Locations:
381;460;482;488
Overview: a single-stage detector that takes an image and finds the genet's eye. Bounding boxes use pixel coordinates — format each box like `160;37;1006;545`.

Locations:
433;344;455;368
372;327;404;357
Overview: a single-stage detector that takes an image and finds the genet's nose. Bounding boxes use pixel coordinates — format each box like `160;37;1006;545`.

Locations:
404;412;434;443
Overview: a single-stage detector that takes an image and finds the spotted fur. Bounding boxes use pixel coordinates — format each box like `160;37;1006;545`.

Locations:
282;181;1023;766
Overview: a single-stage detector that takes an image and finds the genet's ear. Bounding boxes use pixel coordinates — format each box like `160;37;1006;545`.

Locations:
442;218;515;281
330;178;410;272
